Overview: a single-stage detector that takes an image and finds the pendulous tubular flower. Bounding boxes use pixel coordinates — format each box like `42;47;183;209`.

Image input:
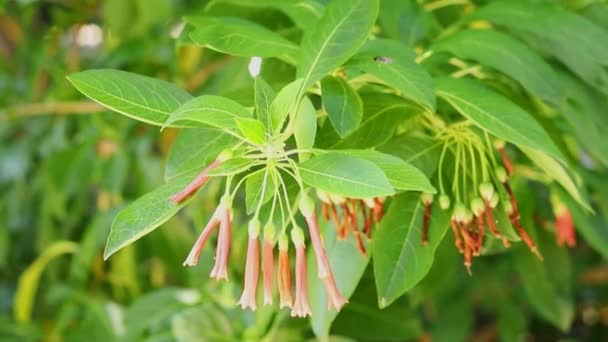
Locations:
552;199;576;248
277;233;293;309
210;198;232;280
262;222;275;305
182;201;224;267
237;220;260;311
290;227;311;318
170;150;232;204
300;194;347;311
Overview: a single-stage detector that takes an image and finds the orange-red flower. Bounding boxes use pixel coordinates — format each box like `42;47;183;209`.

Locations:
237;221;260;311
290;228;311;318
277;234;293;309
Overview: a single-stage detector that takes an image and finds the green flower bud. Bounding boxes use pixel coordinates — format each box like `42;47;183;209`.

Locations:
453;203;467;222
248;219;260;237
439;194;451;210
490;194;499;208
463;208;474;224
290;226;305;246
420;192;434;206
479;182;495;201
493;139;506;150
263;221;276;242
495;166;508;183
470;197;485;217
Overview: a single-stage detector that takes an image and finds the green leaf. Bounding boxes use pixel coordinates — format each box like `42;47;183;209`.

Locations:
354;38;416;62
308;220;370;337
165;128;238;181
254;77;276;131
432;29;564;104
164;95;252;130
378;133;441;177
436;77;565;163
104;172;199;260
67;69;192;126
320;76;363;137
470;1;608;94
205;158;255;176
269;79;304;134
293;96;317;161
349;56;436;112
297;0;379;91
245;170;275;215
521;147;591;212
373;193;450;308
213;0;325;30
299;152;394;198
335;150;435;193
187;16;298;62
235;118;266;145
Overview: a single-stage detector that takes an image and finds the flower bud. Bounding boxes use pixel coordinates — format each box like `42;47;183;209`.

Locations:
291;226;305;247
420;192;434;206
470;197;485;217
439;194;451;210
504;201;514;216
299;192;315;218
493;139;506;150
453;203;467;223
490;193;500;208
479;182;495;202
495;166;508;183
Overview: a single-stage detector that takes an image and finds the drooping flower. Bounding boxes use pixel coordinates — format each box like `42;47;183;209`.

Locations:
170;151;231;204
237;220;260;311
262;222;275;305
210;199;232;280
553;199;576;248
182;203;223;267
290;227;311;318
277;233;293;309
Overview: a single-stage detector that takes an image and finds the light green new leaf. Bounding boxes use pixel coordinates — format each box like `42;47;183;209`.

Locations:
187;16;298;62
254;77;276;131
235;118;266;145
308;220;370;337
294;96;317;161
67;69;192;126
298;152;394;198
104;172;200;260
269;79;304;134
164;95;252;130
206;158;256;176
297;0;379;91
349;56;436;112
335;150;435;193
373;193;450;308
522;147;591;212
321;76;363;137
433;29;564;104
436;77;565;163
245;170;275;214
165;128;238;181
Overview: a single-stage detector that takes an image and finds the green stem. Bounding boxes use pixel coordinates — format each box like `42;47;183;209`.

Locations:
438;142;449;194
452;143;462;202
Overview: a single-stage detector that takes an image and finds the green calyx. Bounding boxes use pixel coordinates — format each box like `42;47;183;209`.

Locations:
439;194;451;210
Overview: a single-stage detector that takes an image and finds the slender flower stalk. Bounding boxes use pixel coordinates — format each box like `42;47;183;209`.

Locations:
277;233;293;309
262;222;276;305
237;220;260;310
291;227;311;318
210;198;232;280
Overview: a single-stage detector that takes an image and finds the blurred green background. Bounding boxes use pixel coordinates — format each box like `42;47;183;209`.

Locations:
2;1;608;341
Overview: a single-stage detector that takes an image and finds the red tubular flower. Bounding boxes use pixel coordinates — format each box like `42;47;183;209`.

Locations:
554;204;576;248
210;200;231;280
277;234;293;309
291;228;311;318
170;156;226;204
183;203;223;267
237;220;260;311
262;223;275;305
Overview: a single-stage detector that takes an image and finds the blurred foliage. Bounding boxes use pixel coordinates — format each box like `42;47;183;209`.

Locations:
1;0;608;341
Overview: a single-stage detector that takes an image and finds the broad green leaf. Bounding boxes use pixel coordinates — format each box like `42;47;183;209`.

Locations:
297;0;379;91
293;96;317;161
67;69;192;126
298;152;394;198
556;187;608;258
104;172;199;259
171;305;233;341
497;300;528;342
205;158;255;176
354;38;416;62
235;118;266;145
245;170;275;215
187;16;298;62
436;77;565;163
214;0;325;30
378;0;432;46
522;147;591;212
335;150;435;193
373;193;450;308
320;76;363;137
254;77;276;131
269;79;304;134
308;220;370;337
164;95;252;130
432;296;473;342
470;1;608;94
378;134;441;177
433;29;564;104
328;93;422;149
349;56;436;112
165;128;238;181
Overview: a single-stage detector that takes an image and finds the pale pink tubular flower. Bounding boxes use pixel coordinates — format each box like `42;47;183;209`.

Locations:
169;151;232;204
300;194;347;311
182;202;224;267
237;220;260;311
290;227;311;318
262;222;276;305
277;233;293;309
210;198;232;280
